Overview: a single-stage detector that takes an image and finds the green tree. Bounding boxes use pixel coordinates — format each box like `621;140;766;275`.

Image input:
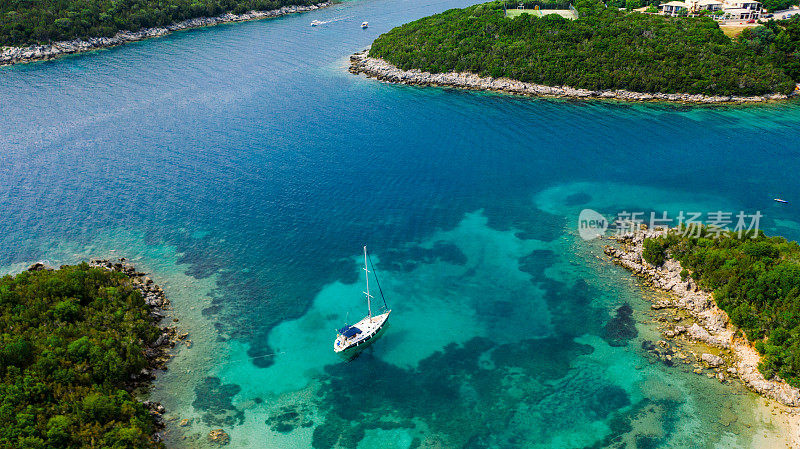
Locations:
643;238;667;266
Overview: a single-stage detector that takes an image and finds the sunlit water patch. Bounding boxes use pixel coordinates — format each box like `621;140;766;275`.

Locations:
534;181;741;221
177;206;794;449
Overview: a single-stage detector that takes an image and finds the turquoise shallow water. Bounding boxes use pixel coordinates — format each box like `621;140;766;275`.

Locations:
3;0;800;447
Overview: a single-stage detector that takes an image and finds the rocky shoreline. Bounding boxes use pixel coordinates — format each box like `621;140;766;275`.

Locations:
92;258;181;443
1;2;331;66
349;50;793;104
28;258;182;443
603;229;800;409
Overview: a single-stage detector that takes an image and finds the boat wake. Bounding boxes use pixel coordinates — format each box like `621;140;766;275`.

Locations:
310;16;350;26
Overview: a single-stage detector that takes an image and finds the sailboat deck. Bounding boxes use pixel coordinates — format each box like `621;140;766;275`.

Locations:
334;311;390;352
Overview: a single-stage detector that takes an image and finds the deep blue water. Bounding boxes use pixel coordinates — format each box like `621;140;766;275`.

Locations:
3;0;800;447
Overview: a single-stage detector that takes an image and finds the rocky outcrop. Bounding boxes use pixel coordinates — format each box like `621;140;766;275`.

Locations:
604;229;800;407
209;428;231;445
1;3;331;66
26;261;53;271
701;353;724;367
349;50;791;104
91;258;170;315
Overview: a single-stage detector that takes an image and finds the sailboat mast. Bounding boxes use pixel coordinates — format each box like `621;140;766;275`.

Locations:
363;245;372;318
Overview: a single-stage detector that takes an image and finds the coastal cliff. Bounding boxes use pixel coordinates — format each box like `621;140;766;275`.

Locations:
604;229;800;408
0;2;330;66
350;51;791;104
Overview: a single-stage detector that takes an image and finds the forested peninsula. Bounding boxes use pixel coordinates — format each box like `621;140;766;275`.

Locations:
0;0;330;65
644;230;800;387
1;0;322;46
606;228;800;407
0;261;175;448
359;0;800;100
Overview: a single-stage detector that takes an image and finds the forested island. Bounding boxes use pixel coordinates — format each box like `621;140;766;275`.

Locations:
362;0;800;99
0;0;332;66
0;0;323;47
0;262;173;448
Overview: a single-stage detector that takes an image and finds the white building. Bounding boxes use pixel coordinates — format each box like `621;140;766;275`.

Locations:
660;1;689;15
722;7;759;18
659;0;761;18
725;0;762;17
690;0;723;11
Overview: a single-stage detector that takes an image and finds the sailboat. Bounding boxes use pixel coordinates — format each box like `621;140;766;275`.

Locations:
333;246;391;353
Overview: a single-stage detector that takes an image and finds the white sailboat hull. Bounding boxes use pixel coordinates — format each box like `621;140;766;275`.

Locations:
334;311;391;353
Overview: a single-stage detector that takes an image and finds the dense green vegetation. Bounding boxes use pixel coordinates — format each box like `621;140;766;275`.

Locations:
0;264;163;448
644;229;800;387
606;0;658;10
642;238;668;266
369;0;799;96
739;18;800;82
0;0;319;46
761;0;800;12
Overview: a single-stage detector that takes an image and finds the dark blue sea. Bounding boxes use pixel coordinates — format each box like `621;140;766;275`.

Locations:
3;0;800;446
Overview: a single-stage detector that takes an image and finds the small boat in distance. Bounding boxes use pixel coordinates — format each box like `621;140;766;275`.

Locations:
334;246;391;354
311;20;322;26
361;21;369;29
775;198;789;204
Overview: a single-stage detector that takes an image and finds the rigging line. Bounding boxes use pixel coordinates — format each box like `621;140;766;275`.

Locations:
249;352;286;360
207;351;287;366
367;252;389;309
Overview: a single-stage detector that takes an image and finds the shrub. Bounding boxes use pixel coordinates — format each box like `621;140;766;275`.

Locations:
46;415;72;446
642;238;667;266
53;298;80;321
